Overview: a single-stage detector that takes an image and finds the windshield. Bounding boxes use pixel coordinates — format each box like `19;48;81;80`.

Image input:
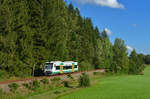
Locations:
45;63;53;69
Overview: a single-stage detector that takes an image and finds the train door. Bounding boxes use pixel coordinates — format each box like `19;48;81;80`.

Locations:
72;63;75;72
60;63;63;74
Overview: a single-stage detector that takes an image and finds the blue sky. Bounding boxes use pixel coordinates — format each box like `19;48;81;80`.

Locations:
66;0;150;54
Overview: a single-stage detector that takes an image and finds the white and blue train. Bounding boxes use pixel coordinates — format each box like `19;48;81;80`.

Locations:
44;61;78;75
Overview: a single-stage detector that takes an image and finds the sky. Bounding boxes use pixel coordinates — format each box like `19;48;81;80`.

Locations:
65;0;150;54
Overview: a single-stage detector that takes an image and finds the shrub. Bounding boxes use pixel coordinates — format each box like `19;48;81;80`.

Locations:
32;80;40;90
93;72;98;75
22;83;31;89
41;78;49;84
93;72;104;75
63;80;69;87
54;90;61;94
50;77;62;87
8;83;19;93
51;77;61;82
67;74;74;80
79;73;90;87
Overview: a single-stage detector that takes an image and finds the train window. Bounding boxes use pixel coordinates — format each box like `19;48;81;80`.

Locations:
70;66;72;69
63;66;66;70
63;66;67;70
63;66;72;70
69;66;72;69
74;65;78;68
45;63;53;69
56;66;60;70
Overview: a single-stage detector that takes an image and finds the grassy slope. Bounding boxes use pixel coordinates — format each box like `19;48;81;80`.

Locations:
23;74;101;99
58;66;150;99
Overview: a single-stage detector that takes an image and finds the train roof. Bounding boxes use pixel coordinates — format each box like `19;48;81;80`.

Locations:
45;61;78;64
45;61;61;64
50;61;62;63
63;61;74;63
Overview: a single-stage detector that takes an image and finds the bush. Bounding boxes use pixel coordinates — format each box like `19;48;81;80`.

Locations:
32;80;40;90
93;72;99;75
63;80;69;87
51;77;61;82
79;73;90;87
93;72;104;75
54;90;61;94
41;78;49;84
67;74;74;80
22;83;31;89
8;83;19;93
50;77;62;87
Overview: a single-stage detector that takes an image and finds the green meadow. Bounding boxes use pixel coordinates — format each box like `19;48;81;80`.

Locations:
58;66;150;99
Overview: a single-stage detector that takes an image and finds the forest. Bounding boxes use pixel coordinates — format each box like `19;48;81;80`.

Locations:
0;0;150;77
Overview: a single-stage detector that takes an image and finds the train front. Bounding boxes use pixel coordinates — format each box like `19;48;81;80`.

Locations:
44;62;53;75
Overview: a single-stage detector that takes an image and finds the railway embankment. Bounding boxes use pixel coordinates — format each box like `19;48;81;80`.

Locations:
0;69;105;92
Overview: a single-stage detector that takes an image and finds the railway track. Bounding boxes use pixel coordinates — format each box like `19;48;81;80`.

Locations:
0;69;105;92
0;69;105;85
0;71;77;85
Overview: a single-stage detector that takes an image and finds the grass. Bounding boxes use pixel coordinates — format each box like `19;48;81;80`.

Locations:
21;74;101;99
58;66;150;99
24;87;71;99
1;66;150;99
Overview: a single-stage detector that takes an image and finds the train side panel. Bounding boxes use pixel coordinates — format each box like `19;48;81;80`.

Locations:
44;61;78;75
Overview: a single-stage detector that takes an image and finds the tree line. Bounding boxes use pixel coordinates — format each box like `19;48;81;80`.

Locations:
0;0;149;77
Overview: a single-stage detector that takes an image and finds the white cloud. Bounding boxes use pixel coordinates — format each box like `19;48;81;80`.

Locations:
104;28;112;35
74;0;125;9
127;45;133;51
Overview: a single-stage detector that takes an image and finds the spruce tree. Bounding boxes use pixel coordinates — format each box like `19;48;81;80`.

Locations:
100;30;113;69
110;38;129;73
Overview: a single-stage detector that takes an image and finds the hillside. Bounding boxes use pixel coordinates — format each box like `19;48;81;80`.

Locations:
0;0;113;77
0;0;148;78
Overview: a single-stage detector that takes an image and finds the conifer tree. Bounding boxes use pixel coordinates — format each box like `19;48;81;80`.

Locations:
129;50;145;74
100;30;113;69
0;0;146;77
110;38;129;73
